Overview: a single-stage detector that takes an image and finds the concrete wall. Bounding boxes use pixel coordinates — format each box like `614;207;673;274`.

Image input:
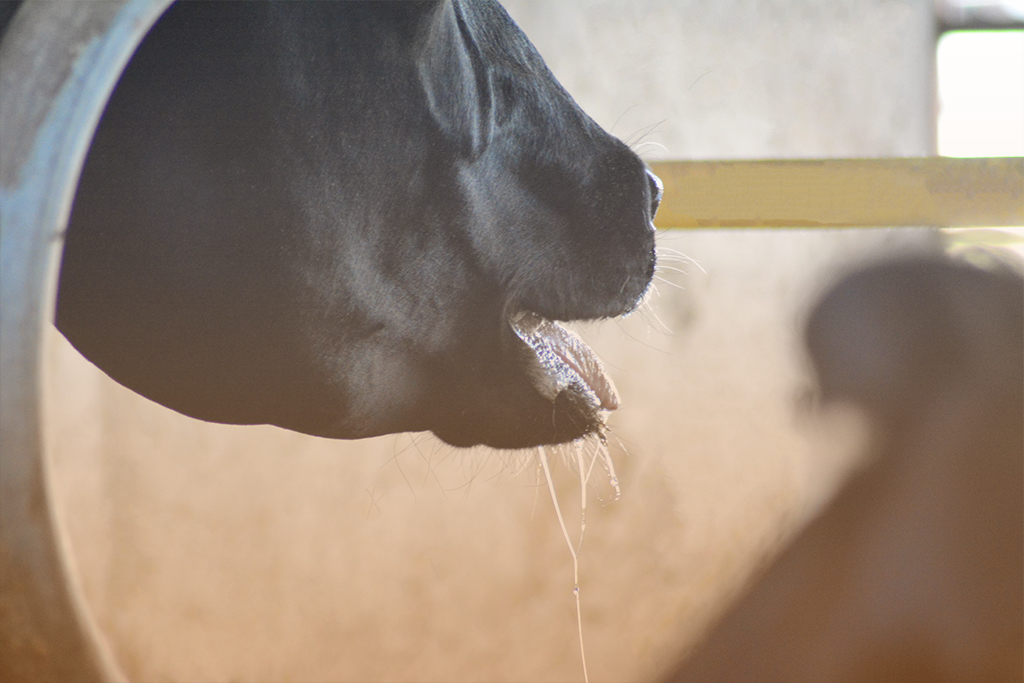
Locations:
45;1;938;681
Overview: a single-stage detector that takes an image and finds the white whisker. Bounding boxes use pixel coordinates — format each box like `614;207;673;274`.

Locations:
639;299;675;335
653;274;687;291
655;264;691;276
632;140;670;155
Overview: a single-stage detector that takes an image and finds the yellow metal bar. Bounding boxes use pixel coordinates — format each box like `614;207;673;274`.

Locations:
649;157;1023;229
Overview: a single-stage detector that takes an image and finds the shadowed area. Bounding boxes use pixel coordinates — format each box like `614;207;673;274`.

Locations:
668;254;1024;683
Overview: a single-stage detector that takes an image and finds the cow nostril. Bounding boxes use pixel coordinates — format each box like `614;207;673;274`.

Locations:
646;169;663;219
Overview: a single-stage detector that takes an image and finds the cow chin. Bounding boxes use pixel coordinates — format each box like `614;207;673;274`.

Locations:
433;386;606;450
425;302;637;450
430;330;612;450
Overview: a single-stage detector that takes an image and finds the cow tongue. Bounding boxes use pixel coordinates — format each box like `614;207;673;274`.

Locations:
510;311;620;412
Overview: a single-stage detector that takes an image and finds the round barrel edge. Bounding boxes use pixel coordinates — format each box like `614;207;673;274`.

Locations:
1;1;173;681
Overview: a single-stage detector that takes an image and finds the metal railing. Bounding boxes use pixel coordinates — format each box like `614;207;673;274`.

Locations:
650;157;1024;229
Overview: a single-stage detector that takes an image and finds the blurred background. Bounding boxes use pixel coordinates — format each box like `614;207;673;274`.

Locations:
42;1;1022;681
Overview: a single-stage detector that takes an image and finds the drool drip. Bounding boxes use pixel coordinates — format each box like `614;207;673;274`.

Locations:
537;435;622;683
514;310;625;682
538;444;589;683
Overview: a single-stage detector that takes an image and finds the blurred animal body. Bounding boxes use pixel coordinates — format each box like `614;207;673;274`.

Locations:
669;255;1024;683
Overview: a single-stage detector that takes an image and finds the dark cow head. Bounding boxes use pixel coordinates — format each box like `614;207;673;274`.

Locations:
56;0;660;449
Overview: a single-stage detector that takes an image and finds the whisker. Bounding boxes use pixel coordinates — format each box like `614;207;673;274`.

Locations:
611;319;675;352
632;140;670;155
656;246;706;273
638;298;675;334
625;118;668;148
655;263;692;276
610;104;640;136
653;274;687;291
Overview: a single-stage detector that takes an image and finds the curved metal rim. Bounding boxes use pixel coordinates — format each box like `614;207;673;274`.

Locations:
1;1;174;680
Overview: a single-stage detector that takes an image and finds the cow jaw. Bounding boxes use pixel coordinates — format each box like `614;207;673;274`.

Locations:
510;311;619;416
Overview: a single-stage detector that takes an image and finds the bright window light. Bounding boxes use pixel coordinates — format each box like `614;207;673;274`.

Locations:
937;30;1023;257
937;30;1024;157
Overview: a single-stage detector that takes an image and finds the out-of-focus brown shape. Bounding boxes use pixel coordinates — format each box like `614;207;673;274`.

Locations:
667;253;1023;683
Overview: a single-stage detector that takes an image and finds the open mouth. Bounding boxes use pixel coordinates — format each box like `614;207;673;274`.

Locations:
510;311;620;416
